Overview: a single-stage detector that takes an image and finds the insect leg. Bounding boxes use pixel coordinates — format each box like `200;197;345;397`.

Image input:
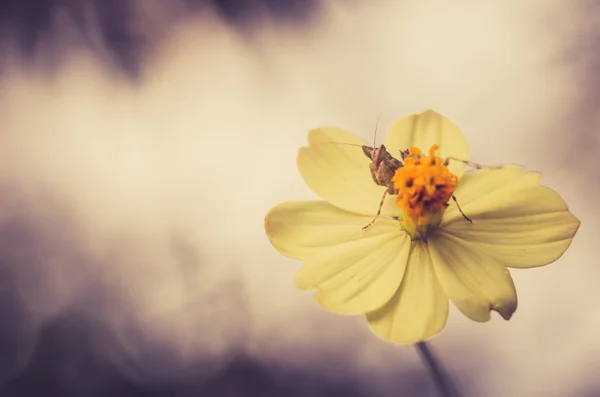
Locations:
363;190;388;230
443;157;484;169
451;195;473;223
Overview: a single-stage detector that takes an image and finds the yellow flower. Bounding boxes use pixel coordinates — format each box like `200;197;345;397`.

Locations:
264;110;580;344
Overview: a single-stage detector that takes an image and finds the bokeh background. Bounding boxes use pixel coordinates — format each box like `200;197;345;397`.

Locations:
0;0;599;396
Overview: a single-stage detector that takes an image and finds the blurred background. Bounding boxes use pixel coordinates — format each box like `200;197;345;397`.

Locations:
0;0;599;396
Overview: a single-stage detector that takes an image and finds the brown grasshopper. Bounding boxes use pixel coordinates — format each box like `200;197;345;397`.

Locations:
318;140;407;229
360;144;475;230
360;144;408;230
321;117;475;230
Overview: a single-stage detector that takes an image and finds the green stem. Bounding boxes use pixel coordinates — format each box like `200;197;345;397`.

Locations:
415;341;460;397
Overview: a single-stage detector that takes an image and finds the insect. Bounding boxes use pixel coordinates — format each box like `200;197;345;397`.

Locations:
320;118;475;230
358;116;409;230
361;145;477;229
360;143;406;230
317;139;407;229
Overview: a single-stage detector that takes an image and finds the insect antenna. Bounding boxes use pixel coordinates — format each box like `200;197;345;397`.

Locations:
316;142;364;148
372;113;382;148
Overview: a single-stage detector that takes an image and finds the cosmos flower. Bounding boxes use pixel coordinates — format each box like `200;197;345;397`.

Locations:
264;110;580;344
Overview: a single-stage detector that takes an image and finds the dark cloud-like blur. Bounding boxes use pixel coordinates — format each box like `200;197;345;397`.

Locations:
0;0;319;77
1;0;599;396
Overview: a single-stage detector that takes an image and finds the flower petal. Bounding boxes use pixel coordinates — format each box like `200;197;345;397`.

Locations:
265;200;399;260
366;241;449;344
385;110;470;177
442;166;580;268
297;127;398;216
297;231;410;314
429;231;518;322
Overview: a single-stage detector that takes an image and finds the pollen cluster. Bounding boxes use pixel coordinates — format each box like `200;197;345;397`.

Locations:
392;145;458;225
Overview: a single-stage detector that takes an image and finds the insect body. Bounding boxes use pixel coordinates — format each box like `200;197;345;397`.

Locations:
360;144;405;230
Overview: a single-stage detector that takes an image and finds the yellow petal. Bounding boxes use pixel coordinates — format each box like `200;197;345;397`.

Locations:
366;241;449;344
442;166;580;268
443;166;537;222
265;200;398;260
385;110;470;178
297;127;398;216
429;232;518;322
297;231;410;315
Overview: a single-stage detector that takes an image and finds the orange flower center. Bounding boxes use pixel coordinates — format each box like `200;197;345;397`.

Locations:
392;144;457;226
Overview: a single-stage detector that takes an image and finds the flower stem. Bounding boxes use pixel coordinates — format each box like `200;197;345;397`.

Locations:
415;341;460;397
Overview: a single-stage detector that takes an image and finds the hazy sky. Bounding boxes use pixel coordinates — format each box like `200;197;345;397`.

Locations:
0;1;599;396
